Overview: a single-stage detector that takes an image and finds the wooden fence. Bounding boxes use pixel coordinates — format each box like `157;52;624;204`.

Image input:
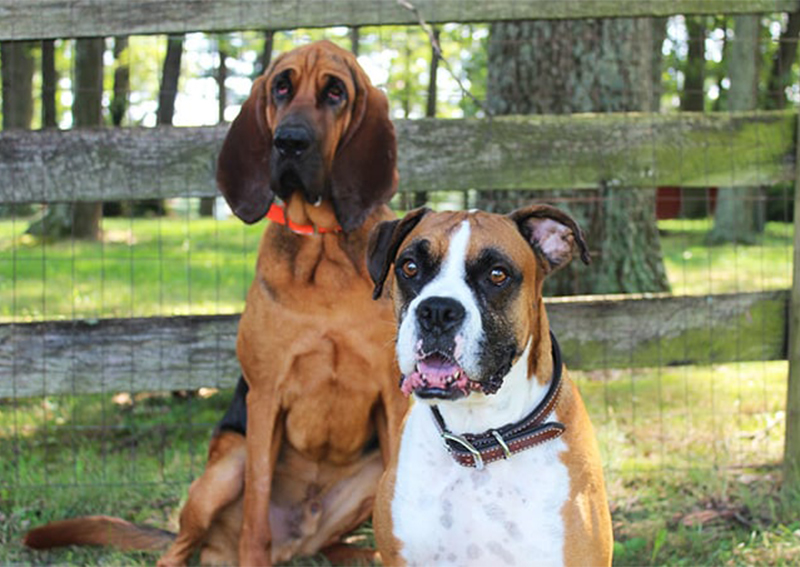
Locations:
1;0;799;478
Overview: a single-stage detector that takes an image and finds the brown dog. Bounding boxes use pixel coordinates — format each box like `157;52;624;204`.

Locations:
368;206;612;566
24;40;407;566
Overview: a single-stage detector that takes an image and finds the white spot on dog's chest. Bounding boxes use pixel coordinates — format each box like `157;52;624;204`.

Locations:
392;405;570;567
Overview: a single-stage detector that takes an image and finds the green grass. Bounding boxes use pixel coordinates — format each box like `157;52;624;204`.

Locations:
0;217;264;322
0;215;797;564
2;363;796;566
0;217;794;322
659;219;793;296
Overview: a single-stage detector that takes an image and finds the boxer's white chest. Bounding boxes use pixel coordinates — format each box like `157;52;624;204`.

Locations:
391;403;570;567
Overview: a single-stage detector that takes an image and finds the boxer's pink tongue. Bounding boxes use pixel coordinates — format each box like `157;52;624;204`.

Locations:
400;355;471;396
417;356;460;388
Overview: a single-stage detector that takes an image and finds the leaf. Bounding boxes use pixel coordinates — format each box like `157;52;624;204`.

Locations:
651;527;668;563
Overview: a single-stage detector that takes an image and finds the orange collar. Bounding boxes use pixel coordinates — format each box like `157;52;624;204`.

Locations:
265;203;342;235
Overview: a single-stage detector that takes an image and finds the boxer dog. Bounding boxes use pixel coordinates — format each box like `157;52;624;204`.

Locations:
367;205;613;567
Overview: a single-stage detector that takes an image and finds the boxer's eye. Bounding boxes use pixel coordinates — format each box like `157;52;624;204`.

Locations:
400;259;419;279
489;267;509;286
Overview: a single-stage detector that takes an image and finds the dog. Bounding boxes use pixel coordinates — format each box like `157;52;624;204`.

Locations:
24;40;408;566
367;205;613;566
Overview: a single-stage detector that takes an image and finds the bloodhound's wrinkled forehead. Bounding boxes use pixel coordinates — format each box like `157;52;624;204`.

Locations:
263;40;367;132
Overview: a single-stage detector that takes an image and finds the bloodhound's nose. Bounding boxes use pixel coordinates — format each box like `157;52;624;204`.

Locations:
274;125;312;157
417;297;466;335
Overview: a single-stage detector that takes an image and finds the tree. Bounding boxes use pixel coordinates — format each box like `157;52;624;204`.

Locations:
157;35;183;126
411;26;439;209
482;19;670;295
708;15;761;244
70;38;105;239
41;40;58;128
109;37;129;127
254;31;274;78
679;17;712;218
27;38;105;239
766;12;800;110
350;26;360;57
682;17;707;113
1;41;36;217
0;41;35;130
200;35;226;217
146;34;184;217
102;36;131;217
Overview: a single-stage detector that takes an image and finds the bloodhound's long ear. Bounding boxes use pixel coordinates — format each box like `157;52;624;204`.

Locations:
367;207;431;299
332;61;398;233
507;204;591;276
216;75;274;224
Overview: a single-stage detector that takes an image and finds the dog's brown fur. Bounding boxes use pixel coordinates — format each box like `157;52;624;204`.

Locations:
24;40;407;566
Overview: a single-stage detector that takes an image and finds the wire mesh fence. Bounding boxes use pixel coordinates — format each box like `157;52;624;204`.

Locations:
0;2;797;564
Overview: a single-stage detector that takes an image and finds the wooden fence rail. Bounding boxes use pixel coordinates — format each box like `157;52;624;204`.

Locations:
0;0;795;41
0;290;787;398
0;111;793;203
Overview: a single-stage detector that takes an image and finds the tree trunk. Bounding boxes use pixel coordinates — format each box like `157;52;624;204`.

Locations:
651;17;667;113
1;41;35;129
28;38;105;239
104;36;131;217
481;19;669;295
157;35;183;126
1;41;36;217
255;31;273;78
682;17;707;113
412;27;439;209
110;37;129;127
200;39;226;217
143;34;184;218
709;15;761;244
350;27;360;57
70;38;104;239
41;40;58;129
680;17;711;218
767;11;800;110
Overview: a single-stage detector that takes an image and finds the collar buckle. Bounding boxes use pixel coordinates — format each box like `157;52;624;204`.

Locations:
441;431;485;470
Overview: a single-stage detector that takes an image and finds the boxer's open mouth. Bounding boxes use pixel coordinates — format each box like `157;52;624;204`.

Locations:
400;352;480;400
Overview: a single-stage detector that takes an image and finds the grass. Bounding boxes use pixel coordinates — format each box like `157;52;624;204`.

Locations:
0;217;794;322
0;216;264;322
0;214;798;564
658;218;793;296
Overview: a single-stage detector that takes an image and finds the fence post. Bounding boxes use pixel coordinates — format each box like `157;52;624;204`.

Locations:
785;111;800;495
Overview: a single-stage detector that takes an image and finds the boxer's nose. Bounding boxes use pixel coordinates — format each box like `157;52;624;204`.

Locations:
417;297;465;335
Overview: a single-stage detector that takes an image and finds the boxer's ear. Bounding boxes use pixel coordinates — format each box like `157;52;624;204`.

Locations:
367;207;431;299
508;204;591;276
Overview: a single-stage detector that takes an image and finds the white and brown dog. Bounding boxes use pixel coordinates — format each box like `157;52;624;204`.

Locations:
367;204;613;567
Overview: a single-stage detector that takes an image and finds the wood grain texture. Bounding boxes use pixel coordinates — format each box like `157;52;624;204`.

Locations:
0;111;794;204
1;0;795;41
0;291;787;398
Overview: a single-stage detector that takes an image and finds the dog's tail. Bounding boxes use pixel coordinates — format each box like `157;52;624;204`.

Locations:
24;516;175;552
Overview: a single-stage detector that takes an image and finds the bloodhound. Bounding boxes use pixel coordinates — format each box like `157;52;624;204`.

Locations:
24;40;408;566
